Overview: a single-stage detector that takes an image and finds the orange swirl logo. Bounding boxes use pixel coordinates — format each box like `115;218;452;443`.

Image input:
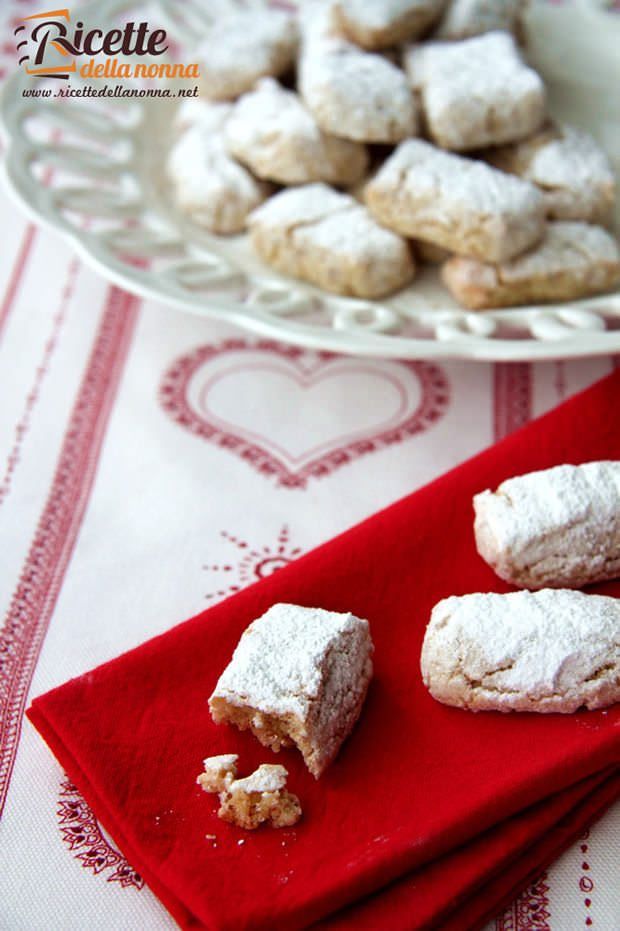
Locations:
15;8;199;82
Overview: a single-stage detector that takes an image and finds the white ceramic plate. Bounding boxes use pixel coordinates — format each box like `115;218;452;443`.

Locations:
1;0;620;360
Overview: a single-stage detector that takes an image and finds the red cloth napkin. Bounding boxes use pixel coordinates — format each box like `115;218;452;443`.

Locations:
319;769;618;930
28;369;620;931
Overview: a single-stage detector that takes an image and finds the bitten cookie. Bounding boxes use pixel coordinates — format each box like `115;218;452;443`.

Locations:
224;78;368;186
249;184;416;298
209;603;374;778
365;139;545;262
333;0;447;49
435;0;526;40
486;124;616;227
442;221;620;309
167;104;270;235
421;589;620;713
473;461;620;590
299;6;417;143
198;9;297;100
404;31;546;150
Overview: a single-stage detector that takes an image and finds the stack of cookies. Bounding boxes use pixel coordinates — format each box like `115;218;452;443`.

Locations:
167;0;620;308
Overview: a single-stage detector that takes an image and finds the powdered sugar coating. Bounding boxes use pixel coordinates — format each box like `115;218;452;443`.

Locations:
421;589;620;712
443;221;620;309
229;764;288;795
249;184;415;298
334;0;447;48
210;602;374;776
435;0;525;39
365;139;545;262
299;7;417;143
212;603;371;718
487;125;616;226
203;753;238;773
404;31;546;150
167;109;270;235
198;10;298;100
224;78;368;185
197;754;239;793
474;461;620;589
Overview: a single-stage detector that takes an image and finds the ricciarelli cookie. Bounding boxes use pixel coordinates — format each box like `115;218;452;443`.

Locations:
485;124;616;227
435;0;526;40
198;9;297;100
300;4;417;143
333;0;447;49
404;31;546;150
442;221;620;309
209;603;374;777
249;184;415;299
167;104;270;235
365;139;545;262
474;461;620;590
421;589;620;713
224;78;368;186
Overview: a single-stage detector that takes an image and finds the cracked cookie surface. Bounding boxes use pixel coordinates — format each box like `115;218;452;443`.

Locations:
333;0;446;49
167;103;270;234
474;461;620;589
421;589;620;712
365;139;545;262
404;31;545;150
224;78;368;186
486;124;616;226
249;184;415;298
197;10;297;100
442;221;620;309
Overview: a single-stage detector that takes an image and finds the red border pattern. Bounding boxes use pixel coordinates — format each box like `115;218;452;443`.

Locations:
0;257;80;507
493;363;533;442
159;339;450;488
496;874;551;930
0;224;38;342
0;286;140;816
57;777;144;889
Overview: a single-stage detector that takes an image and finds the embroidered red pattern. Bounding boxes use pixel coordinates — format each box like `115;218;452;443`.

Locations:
0;287;140;815
579;830;594;926
57;777;143;889
204;525;302;600
493;363;533;442
159;339;450;488
496;873;551;930
0;257;80;507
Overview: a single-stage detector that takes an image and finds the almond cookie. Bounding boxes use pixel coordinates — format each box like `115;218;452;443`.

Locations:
365;139;545;262
300;6;418;143
198;9;297;100
435;0;526;40
333;0;447;49
167;104;270;235
486;124;617;227
209;603;374;778
224;78;368;186
248;184;416;298
404;31;546;150
421;589;620;713
442;221;620;309
474;461;620;590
